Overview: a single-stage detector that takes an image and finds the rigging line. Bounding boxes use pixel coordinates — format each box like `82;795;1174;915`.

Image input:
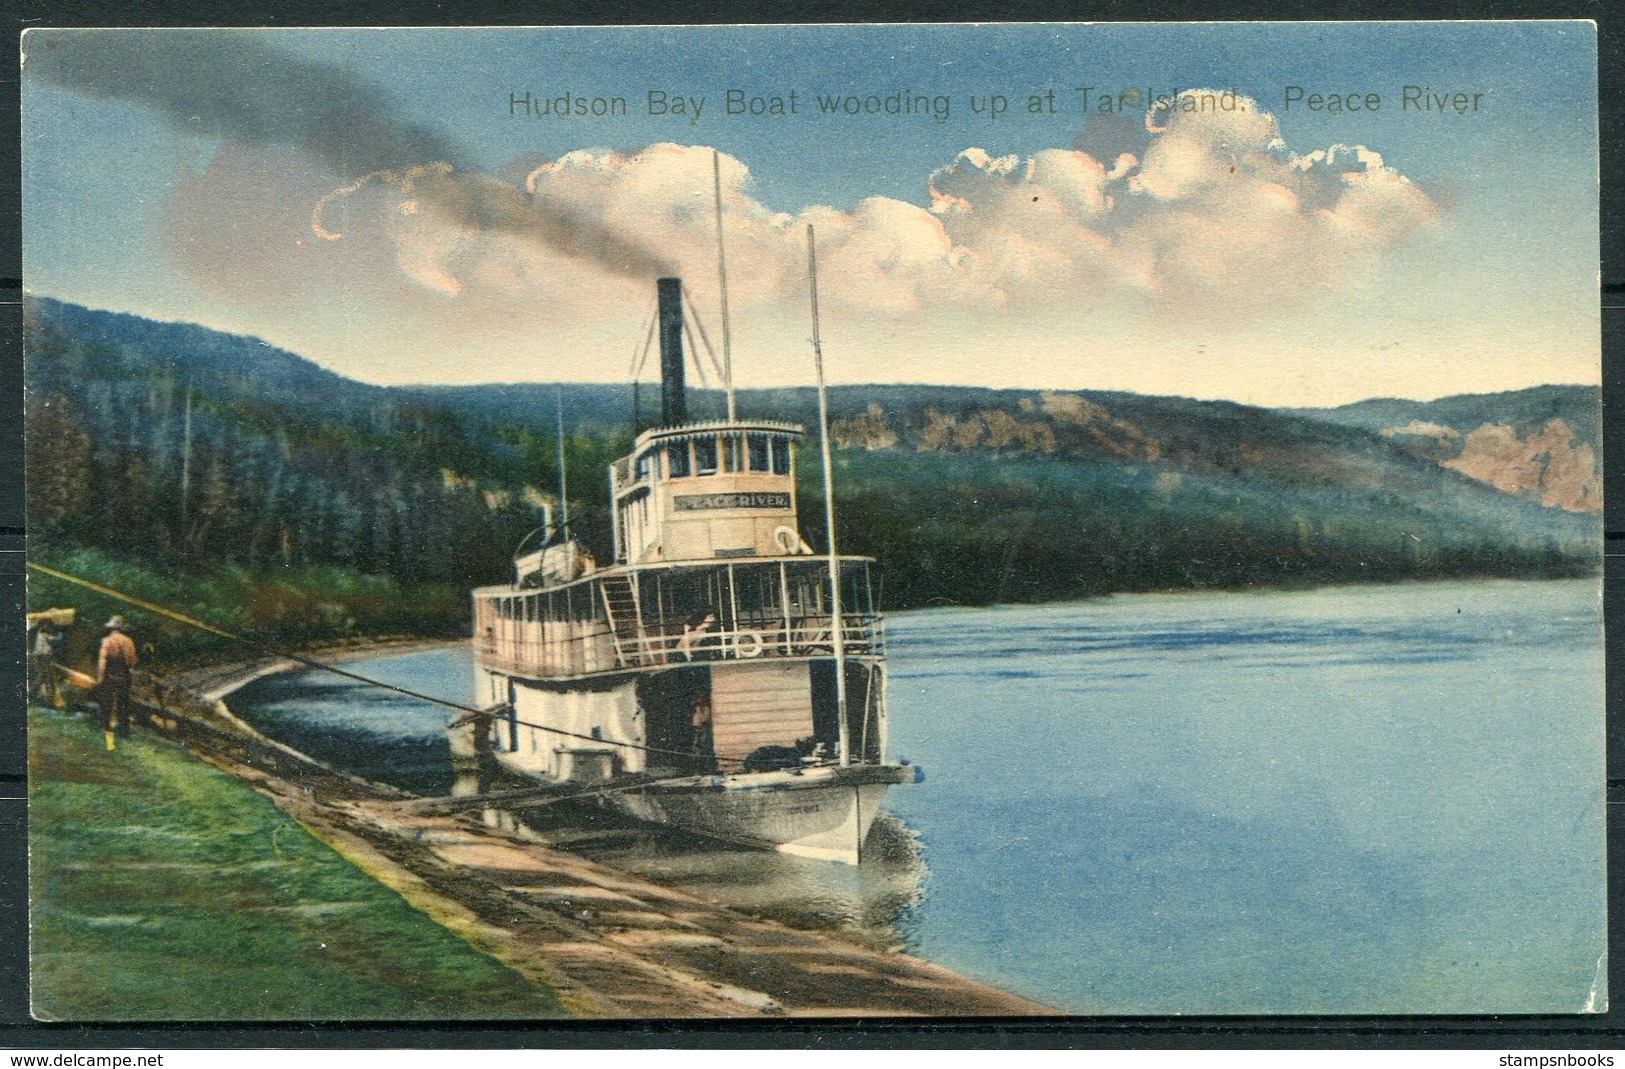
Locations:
493;775;760;815
394;769;730;812
681;316;712;390
628;307;658;380
680;289;727;384
24;559;705;764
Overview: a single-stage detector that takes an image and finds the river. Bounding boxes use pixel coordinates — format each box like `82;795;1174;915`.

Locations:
229;577;1605;1015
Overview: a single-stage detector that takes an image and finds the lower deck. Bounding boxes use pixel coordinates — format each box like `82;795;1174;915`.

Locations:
476;656;887;782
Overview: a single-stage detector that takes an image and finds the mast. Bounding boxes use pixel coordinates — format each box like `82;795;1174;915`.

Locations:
806;224;849;768
556;387;572;571
714;150;737;422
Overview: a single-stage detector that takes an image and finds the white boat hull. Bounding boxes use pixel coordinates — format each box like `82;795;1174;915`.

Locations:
615;772;896;865
489;752;913;864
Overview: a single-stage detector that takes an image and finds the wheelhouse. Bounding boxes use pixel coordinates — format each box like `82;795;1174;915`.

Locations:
610;420;805;565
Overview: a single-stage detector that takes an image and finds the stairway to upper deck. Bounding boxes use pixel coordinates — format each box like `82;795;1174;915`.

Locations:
599;572;648;667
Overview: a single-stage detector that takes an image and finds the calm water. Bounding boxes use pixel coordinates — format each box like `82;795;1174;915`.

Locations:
230;578;1606;1015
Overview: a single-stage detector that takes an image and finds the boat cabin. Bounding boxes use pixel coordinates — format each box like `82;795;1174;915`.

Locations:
610;419;807;565
471;274;888;783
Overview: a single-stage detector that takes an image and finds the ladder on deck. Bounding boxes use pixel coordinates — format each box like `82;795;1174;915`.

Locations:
599;572;646;667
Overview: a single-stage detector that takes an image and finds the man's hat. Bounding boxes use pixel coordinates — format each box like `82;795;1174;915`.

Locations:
105;615;127;630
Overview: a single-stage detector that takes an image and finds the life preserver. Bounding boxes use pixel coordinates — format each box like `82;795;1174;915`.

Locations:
735;630;763;658
773;526;811;555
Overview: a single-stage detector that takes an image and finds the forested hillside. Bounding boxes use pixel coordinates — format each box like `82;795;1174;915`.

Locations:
23;297;1599;659
24;298;616;655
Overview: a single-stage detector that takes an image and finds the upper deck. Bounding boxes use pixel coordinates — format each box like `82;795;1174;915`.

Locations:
609;418;807;566
474;554;882;682
482;275;879;684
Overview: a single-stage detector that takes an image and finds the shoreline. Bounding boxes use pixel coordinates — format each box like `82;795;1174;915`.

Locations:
169;635;467;703
41;641;1059;1019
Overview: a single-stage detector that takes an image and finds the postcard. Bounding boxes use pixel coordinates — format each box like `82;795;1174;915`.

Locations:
20;22;1603;1021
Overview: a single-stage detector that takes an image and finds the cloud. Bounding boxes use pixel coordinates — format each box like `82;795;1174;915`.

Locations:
919;93;1439;318
324;92;1436;330
32;33;1439;377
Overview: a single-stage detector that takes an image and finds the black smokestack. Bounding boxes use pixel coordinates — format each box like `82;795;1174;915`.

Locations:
657;277;687;426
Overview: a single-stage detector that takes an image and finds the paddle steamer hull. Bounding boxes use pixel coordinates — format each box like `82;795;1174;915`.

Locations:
486;747;911;863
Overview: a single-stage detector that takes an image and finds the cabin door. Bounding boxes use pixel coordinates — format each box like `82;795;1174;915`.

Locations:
710;662;814;769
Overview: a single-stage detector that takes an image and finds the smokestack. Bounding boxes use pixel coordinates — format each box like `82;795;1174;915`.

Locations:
657;277;687;426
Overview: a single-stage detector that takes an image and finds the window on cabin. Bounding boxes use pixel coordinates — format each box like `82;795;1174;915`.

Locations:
771;437;791;474
667;441;690;477
748;434;770;472
694;436;718;475
636;451;654;481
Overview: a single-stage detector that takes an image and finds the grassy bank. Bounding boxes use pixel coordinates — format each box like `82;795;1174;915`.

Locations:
28;704;565;1021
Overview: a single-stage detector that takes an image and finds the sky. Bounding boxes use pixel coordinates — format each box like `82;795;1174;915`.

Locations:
20;22;1600;406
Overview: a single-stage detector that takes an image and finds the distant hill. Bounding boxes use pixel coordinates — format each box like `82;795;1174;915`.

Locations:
1284;386;1600;512
1286;386;1599;443
24;297;1600;636
23;297;600;594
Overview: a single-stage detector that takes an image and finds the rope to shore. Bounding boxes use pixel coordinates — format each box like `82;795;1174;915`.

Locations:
26;559;724;767
392;768;744;814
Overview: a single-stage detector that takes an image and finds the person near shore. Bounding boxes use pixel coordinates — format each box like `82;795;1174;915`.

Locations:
97;615;138;750
28;619;65;708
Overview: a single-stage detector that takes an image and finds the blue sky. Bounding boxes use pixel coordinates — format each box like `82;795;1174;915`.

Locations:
22;22;1599;405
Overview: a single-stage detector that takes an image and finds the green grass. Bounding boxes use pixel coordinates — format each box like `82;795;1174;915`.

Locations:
28;705;566;1021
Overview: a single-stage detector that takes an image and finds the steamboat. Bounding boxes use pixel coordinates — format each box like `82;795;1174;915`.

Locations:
471;274;916;864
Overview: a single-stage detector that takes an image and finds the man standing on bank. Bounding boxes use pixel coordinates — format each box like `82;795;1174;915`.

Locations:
97;615;138;750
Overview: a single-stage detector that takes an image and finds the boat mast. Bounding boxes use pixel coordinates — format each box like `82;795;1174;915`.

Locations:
806;224;849;768
714;150;737;422
556;387;572;571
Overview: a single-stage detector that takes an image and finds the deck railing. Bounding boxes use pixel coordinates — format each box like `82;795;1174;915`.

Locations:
473;612;884;679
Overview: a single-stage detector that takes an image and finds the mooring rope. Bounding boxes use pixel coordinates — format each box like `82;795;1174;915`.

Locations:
25;559;728;767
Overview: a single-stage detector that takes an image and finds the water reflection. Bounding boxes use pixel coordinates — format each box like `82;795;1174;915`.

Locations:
444;717;926;951
229;580;1605;1012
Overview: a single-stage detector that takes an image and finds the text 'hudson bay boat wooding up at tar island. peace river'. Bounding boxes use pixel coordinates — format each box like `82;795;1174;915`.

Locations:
470;268;919;864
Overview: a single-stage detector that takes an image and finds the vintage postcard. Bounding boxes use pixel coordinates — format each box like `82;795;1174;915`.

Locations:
20;22;1603;1020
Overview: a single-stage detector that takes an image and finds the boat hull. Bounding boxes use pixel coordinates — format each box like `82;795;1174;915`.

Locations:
490;752;913;864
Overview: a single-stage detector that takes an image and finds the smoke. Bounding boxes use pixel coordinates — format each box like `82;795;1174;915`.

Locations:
24;28;670;278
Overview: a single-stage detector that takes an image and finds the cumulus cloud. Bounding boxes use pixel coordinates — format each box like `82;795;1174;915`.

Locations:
310;92;1436;332
139;75;1439;378
919;94;1438;318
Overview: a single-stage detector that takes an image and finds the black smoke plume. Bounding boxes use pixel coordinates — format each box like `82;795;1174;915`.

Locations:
25;29;670;277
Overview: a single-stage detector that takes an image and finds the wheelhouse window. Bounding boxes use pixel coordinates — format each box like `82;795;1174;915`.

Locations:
747;434;770;472
694;435;718;475
666;441;690;477
771;437;791;474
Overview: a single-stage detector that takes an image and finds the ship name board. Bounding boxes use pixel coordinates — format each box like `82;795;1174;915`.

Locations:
674;492;792;511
